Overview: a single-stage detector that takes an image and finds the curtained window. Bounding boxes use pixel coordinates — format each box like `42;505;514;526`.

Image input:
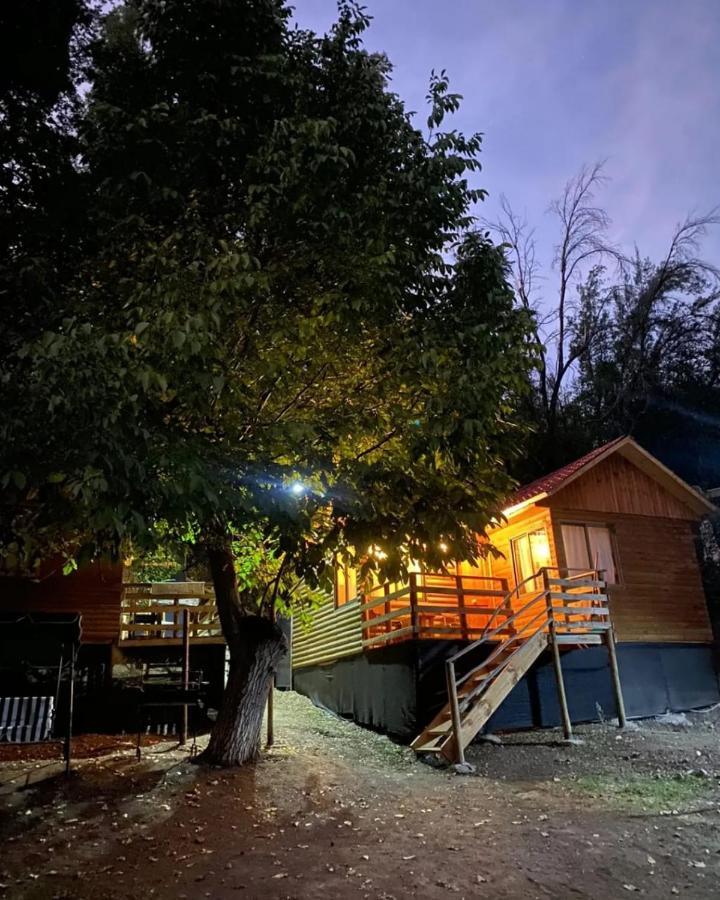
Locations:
560;523;617;583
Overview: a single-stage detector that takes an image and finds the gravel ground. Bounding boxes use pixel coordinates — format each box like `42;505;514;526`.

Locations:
1;691;719;899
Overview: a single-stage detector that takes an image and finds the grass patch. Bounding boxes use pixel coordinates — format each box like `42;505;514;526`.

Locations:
573;773;720;812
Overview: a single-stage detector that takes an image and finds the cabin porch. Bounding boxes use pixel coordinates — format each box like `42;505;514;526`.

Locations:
293;567;611;665
118;582;224;648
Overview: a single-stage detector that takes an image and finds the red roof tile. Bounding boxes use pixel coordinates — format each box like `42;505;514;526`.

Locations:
506;436;628;509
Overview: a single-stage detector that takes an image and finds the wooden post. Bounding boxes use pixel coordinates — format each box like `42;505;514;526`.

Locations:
180;607;190;745
409;573;418;636
456;575;468;640
605;627;627;728
383;582;391;634
501;577;516;636
445;660;465;765
545;571;572;741
64;650;75;775
266;676;275;747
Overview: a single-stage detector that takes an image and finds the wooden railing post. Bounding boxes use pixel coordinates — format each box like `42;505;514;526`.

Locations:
409;573;418;636
445;660;465;765
360;590;368;643
545;569;573;741
383;582;391;635
456;575;468;640
501;577;516;636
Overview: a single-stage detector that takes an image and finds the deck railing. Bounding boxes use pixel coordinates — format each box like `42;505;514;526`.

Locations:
119;583;223;646
359;573;510;648
291;573;512;669
290;566;616;670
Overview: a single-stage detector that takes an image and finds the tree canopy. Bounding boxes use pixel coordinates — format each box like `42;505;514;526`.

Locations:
1;0;536;585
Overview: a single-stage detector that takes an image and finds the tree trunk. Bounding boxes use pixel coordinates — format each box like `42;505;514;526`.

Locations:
201;537;287;766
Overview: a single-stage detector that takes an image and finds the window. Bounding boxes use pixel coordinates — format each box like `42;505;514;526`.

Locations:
560;523;617;583
333;562;357;607
511;528;552;593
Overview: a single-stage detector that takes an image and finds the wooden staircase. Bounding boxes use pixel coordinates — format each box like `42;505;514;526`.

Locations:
411;568;626;763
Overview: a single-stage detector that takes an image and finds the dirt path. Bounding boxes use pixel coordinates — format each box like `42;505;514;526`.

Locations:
1;692;720;899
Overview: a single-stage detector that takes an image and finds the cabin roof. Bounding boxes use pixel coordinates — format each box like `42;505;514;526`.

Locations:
504;436;715;518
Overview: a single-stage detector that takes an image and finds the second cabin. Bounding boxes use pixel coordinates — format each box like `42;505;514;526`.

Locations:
290;437;718;759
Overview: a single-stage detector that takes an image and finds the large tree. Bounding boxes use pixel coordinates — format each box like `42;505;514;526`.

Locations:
1;0;536;764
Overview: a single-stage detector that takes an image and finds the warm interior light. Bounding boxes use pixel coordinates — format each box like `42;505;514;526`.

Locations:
438;542;449;553
529;530;552;568
367;544;387;561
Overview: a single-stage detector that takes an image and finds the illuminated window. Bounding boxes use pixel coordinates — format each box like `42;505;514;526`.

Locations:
561;523;617;583
511;528;552;593
333;562;357;607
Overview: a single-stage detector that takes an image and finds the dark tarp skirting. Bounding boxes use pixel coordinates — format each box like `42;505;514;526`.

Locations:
293;643;418;737
293;641;720;740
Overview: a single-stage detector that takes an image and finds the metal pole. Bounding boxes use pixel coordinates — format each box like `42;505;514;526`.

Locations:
64;650;75;775
180;607;190;745
445;660;465;765
266;675;275;747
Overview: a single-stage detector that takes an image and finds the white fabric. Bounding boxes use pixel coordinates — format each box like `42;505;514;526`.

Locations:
561;524;590;571
561;523;616;583
587;526;617;583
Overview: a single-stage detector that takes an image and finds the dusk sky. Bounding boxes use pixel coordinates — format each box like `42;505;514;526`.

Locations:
296;0;720;280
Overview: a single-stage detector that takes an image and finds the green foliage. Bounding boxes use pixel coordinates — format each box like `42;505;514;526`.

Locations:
0;0;537;596
232;525;330;621
128;543;188;584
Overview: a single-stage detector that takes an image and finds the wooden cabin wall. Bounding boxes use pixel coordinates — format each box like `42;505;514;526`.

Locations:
0;559;124;644
552;454;698;520
547;456;712;643
548;507;712;643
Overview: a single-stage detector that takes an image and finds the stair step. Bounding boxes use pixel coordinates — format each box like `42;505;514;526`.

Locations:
414;741;446;753
427;724;452;735
556;633;603;645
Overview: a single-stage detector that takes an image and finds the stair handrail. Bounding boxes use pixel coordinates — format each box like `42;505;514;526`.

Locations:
454;598;550;689
456;606;552;711
476;569;545;644
443;585;552;766
446;571;546;668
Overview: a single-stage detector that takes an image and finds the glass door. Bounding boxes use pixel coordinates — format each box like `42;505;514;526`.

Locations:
510;528;551;593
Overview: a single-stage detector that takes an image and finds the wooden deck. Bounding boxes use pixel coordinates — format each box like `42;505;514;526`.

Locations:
119;582;223;647
293;573;513;670
291;568;613;671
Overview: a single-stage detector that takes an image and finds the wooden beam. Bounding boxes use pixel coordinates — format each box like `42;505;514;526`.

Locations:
604;627;627;728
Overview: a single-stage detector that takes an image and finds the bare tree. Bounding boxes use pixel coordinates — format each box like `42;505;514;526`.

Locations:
586;210;720;432
485;162;618;438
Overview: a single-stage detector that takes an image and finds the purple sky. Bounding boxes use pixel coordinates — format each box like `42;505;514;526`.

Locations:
295;0;720;274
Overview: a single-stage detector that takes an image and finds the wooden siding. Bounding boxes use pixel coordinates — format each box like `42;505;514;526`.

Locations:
0;559;124;644
549;508;711;643
550;453;698;520
292;599;363;669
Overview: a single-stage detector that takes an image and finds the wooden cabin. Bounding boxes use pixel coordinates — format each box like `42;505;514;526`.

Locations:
291;437;719;758
0;558;125;651
0;565;228;730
